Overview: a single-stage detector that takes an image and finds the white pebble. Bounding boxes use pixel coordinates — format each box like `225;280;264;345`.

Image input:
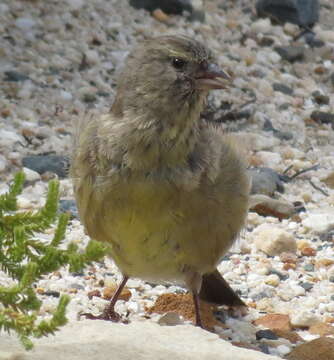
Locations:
15;18;36;30
23;167;41;182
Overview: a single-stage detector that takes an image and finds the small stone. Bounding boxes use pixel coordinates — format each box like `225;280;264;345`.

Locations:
272;83;294;95
322;172;334;189
256;329;279;340
265;274;280;286
309;322;334;336
254;313;291;332
286;337;334;360
250;18;272;33
82;93;97;103
299;282;313;291
312;91;330;105
15;17;36;30
4;71;29;82
248;167;284;196
275;46;305;62
152;8;170;22
253;224;297;256
87;289;101;299
103;286;131;302
291;311;320;328
44;290;60;298
280;252;298;264
129;0;192;15
0;154;7;172
158;312;184;326
22;155;69;178
22;167;41;182
304;264;314;272
317;30;334;43
272;329;303;344
283;263;296;270
69;283;85;290
256;0;319;27
300;247;316;257
310;111;334;125
302;209;334;233
58;199;78;218
316;258;334;267
250;195;295;220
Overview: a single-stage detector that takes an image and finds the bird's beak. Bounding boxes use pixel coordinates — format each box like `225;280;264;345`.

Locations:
195;63;231;90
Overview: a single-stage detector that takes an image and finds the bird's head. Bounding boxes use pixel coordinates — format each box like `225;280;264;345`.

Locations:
112;35;231;122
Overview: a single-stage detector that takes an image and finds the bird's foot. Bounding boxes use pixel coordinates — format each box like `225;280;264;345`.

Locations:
79;310;128;323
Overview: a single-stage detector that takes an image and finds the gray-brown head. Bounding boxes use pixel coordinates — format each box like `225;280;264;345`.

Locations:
111;35;230;125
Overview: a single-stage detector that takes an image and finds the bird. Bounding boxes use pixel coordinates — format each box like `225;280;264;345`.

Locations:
71;35;250;327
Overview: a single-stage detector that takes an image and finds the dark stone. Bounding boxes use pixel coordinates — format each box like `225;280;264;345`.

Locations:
248;167;285;196
256;329;279;340
264;119;294;140
272;83;294;95
259;343;270;354
331;73;334;87
269;269;288;281
129;0;192;15
319;230;334;242
258;36;275;47
312;91;330;105
304;264;314;272
275;46;305;62
251;289;275;301
44;290;60;298
59;199;78;218
214;310;226;323
299;282;313;291
304;32;325;48
22;155;69;178
82;93;97;103
329;276;334;283
256;0;319;27
331;295;334;301
4;71;30;82
293;201;306;213
310;111;334;124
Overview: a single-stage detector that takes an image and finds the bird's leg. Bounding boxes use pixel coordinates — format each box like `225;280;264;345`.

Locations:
82;275;129;322
185;270;204;328
192;292;203;328
102;275;129;320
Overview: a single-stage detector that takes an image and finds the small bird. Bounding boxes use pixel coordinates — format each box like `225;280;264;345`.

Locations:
71;35;250;327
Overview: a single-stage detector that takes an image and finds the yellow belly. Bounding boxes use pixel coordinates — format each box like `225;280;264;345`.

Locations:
80;178;247;283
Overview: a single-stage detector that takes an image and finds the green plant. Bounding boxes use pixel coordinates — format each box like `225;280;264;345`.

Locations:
0;172;106;349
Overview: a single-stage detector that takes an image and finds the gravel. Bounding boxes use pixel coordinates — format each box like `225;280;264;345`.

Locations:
0;0;333;357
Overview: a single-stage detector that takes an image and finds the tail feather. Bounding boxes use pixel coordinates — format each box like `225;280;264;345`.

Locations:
199;269;245;307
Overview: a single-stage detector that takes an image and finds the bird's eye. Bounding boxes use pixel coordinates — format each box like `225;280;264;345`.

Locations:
172;57;187;69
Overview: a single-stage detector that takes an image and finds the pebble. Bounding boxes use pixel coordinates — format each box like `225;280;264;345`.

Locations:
253;224;297;256
254;314;291;332
129;0;193;14
22;155;69;178
248;167;284;196
274;46;305;63
272;83;294;96
256;0;319;27
0;154;7;172
23;167;41;182
158;312;184;326
15;17;36;30
302;209;334;233
290;311;320;328
256;329;279;340
310;111;334;125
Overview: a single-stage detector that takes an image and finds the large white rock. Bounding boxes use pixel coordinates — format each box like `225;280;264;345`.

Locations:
0;320;281;360
302;208;334;233
253;223;297;256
